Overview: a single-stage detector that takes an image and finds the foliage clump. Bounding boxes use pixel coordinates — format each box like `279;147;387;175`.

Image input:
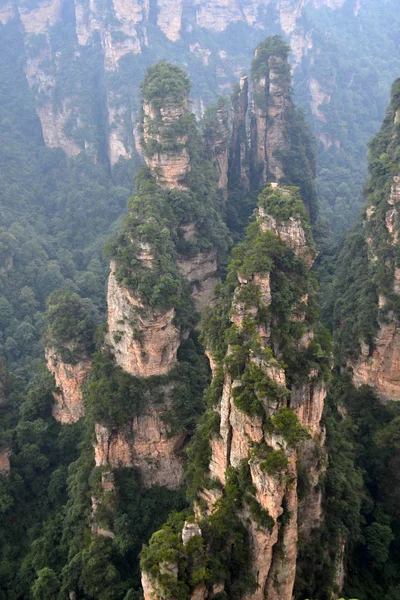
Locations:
141;61;191;110
42;290;99;364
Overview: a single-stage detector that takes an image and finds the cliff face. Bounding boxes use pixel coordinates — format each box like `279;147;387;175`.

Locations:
2;0;367;168
94;387;185;489
140;185;329;600
204;99;230;194
349;83;400;402
45;347;92;423
142;101;191;190
250;38;291;185
106;262;181;377
229;75;250;190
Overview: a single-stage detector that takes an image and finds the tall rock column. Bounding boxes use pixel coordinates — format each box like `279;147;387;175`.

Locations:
141;61;191;190
140;185;330;600
203;97;230;195
250;36;291;185
43;291;95;424
97;61;228;497
229;75;250;191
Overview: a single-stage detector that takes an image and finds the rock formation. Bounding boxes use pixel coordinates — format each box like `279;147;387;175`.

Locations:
349;82;400;402
94;390;185;489
43;290;96;424
203;98;230;194
142;88;191;189
45;347;92;424
250;37;291;185
140;185;329;599
229;75;250;191
0;0;364;167
106;262;181;378
95;62;228;507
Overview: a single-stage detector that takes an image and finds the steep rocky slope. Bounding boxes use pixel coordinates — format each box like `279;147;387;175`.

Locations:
140;184;330;600
334;80;400;403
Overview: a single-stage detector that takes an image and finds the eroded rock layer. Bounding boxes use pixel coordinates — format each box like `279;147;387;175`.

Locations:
106;262;181;378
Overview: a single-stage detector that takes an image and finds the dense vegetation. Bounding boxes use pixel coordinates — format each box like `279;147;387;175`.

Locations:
332;78;400;363
295;376;400;600
294;76;400;600
0;17;136;380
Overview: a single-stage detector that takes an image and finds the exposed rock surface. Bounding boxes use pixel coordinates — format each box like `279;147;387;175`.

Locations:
45;347;91;424
259;205;314;267
143;101;191;190
141;185;327;599
106;263;181;377
205;101;229;193
229;75;250;190
4;0;357;164
351;323;400;403
352;176;400;402
251;44;291;184
94;396;185;489
177;250;219;311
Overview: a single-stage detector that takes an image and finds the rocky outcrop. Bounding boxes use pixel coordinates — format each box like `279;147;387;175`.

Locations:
45;347;92;424
177;250;219;311
106;263;181;377
250;39;291;185
229;75;250;190
157;0;184;41
99;62;226;501
352;172;400;402
140;184;327;600
94;393;185;489
204;100;229;193
259;208;314;268
142;100;191;190
351;322;400;403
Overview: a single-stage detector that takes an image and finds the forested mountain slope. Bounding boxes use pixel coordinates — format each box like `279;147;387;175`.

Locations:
304;79;400;600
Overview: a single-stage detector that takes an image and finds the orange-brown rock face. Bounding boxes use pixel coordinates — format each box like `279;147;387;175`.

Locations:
351;322;400;403
0;447;10;476
94;397;185;490
259;204;314;268
205;192;326;598
106;263;181;378
142;102;191;190
45;347;92;424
